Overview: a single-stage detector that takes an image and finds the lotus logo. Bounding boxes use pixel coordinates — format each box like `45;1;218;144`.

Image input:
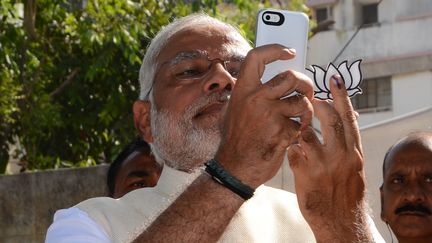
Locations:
307;60;363;100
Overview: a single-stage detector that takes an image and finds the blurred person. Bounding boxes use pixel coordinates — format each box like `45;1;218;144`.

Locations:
46;13;383;242
380;131;432;243
107;138;162;198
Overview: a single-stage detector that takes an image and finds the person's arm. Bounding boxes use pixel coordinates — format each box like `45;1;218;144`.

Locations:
133;173;243;242
288;75;375;242
133;44;314;242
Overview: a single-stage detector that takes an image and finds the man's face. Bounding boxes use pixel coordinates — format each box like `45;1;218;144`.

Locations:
148;25;250;171
381;137;432;241
113;151;162;198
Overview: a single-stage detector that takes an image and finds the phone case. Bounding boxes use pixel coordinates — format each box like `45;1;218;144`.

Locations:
255;9;309;84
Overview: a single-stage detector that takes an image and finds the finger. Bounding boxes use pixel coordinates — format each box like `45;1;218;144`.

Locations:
272;115;301;149
276;94;313;129
261;70;314;101
297;127;323;165
311;98;345;149
329;75;361;150
287;143;307;170
267;96;313;147
237;44;296;92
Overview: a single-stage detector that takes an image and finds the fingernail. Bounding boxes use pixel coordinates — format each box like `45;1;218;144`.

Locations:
287;48;296;54
332;75;342;89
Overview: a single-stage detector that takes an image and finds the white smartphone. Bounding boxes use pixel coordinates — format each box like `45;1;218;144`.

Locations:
255;9;309;84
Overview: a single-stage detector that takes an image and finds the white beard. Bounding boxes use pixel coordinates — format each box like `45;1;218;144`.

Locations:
149;92;229;172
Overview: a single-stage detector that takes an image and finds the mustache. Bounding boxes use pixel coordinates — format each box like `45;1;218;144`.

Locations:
185;90;231;118
395;203;432;215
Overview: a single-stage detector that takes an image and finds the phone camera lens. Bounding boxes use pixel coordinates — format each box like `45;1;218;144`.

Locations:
265;15;271;21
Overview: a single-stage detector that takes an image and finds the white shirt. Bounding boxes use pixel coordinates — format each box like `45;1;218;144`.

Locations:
46;165;384;243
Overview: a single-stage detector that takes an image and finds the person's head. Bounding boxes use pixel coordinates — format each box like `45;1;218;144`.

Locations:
133;13;252;172
107;138;162;198
380;131;432;242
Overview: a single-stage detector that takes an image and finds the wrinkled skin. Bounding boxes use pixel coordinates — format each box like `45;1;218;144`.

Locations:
287;76;372;242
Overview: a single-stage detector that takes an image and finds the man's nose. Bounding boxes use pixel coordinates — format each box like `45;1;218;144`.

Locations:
202;62;235;93
403;181;426;203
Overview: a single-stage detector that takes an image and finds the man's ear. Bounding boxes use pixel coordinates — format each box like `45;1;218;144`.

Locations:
133;100;153;143
379;184;386;222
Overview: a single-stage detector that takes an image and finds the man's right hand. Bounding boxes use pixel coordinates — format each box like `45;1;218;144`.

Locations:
215;44;314;189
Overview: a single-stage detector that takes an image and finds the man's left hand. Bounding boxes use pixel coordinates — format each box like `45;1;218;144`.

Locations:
287;75;372;242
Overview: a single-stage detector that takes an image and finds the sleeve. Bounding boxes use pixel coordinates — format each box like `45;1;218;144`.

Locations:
45;207;111;243
367;214;386;243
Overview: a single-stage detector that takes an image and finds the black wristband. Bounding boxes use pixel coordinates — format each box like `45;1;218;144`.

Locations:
204;159;255;200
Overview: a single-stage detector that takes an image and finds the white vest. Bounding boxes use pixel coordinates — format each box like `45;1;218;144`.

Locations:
76;165;315;243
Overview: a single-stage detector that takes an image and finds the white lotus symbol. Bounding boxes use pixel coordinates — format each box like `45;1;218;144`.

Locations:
307;60;363;100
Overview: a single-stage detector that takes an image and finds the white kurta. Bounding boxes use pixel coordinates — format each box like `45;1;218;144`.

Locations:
46;165;383;243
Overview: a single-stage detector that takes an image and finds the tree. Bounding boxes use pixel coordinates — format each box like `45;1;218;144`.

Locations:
0;0;309;173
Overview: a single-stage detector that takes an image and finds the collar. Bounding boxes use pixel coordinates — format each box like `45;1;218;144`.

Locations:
153;164;203;198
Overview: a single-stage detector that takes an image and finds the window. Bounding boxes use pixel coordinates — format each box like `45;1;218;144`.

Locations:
314;6;334;32
316;8;329;23
362;3;378;25
352;76;392;113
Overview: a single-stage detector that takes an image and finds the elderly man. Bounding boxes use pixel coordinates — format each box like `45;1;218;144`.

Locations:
380;132;432;243
46;13;383;242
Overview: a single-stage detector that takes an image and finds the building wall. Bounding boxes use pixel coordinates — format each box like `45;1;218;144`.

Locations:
357;70;432;127
0;165;108;243
307;14;432;67
306;0;432;126
392;70;432;115
357;110;393;128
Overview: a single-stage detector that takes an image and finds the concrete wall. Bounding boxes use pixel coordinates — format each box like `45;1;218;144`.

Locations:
0;165;109;243
393;70;432;115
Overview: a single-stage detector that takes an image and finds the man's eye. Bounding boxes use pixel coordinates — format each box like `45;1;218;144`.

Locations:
426;176;432;183
132;182;147;188
228;68;240;78
391;177;404;184
176;69;204;79
227;61;243;78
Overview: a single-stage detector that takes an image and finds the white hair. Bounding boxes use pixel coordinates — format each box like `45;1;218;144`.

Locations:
138;13;251;101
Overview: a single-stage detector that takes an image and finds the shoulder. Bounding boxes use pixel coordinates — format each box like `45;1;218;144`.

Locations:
240;185;306;222
220;186;315;242
45;207;110;243
254;185;299;204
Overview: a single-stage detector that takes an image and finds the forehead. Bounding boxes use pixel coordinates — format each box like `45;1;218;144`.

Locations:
384;139;432;174
118;152;157;173
156;25;250;64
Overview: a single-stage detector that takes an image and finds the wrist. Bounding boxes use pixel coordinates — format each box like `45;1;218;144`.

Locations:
204;159;255;200
308;205;373;243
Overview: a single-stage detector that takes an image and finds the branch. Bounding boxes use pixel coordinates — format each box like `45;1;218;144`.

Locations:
50;68;80;99
24;0;38;40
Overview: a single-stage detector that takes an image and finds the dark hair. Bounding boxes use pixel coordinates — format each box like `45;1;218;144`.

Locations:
107;137;152;197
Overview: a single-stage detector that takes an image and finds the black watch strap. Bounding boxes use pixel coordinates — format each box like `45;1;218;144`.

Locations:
204;159;255;200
